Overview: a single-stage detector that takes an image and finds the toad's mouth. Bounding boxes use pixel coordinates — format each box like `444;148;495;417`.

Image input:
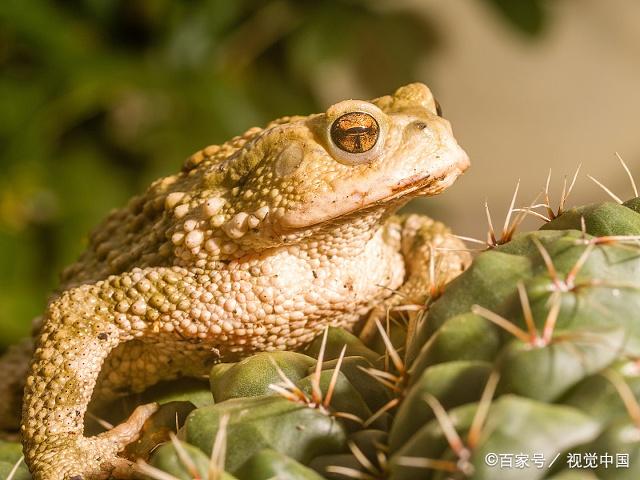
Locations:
384;173;442;200
277;163;467;232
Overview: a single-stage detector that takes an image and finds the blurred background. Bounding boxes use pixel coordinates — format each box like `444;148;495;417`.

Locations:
0;0;639;349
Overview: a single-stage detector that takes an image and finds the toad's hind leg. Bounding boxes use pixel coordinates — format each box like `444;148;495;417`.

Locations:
359;214;471;342
21;267;216;480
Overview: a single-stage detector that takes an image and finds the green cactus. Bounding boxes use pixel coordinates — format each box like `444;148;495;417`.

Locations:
148;439;235;480
234;449;325;480
387;196;640;479
0;440;30;480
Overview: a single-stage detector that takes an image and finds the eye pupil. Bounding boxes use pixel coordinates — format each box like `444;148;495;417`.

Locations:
330;112;379;154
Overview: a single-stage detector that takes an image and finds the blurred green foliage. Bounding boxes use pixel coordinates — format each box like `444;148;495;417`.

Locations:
0;0;549;349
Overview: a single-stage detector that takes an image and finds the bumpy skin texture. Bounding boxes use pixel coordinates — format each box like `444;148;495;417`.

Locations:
17;83;470;479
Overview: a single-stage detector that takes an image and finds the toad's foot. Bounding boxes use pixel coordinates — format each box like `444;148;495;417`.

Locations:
359;214;471;342
26;403;158;480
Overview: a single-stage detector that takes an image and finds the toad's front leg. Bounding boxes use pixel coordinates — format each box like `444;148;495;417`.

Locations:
359;214;471;341
21;267;215;480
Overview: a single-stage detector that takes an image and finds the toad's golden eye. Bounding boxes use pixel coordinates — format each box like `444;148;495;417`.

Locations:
330;112;379;154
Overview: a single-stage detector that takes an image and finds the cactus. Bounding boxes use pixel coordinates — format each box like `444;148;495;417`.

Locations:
0;440;30;480
387;190;640;479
